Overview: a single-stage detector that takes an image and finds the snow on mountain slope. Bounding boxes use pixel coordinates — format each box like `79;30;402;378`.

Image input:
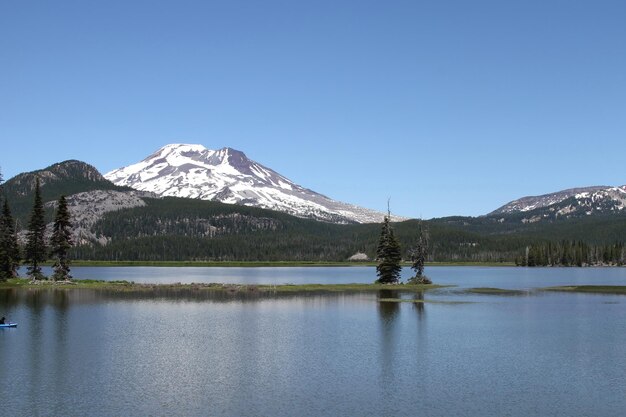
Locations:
490;185;626;218
105;144;394;224
490;186;610;214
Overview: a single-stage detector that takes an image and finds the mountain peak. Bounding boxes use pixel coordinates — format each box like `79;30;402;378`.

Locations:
151;143;209;162
491;186;612;215
146;144;249;168
159;143;207;152
1;160;124;218
5;160;108;190
104;143;391;223
489;184;626;221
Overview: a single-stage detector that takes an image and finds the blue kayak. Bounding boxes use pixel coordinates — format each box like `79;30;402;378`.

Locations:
0;323;17;328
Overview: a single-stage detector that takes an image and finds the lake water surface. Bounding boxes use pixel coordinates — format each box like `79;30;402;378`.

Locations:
2;267;626;416
18;264;626;288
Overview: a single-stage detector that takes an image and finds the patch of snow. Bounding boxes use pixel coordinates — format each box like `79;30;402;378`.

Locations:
105;143;402;223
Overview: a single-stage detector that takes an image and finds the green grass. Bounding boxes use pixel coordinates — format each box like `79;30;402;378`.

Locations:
0;278;445;294
541;285;626;295
0;278;31;288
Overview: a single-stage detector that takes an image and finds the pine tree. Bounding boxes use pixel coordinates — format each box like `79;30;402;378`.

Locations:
50;195;73;281
408;222;432;284
25;178;47;280
375;215;402;284
0;199;21;281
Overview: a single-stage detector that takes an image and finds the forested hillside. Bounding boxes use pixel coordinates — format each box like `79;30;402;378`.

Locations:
1;160;129;226
71;197;626;263
78;197;376;261
2;161;625;263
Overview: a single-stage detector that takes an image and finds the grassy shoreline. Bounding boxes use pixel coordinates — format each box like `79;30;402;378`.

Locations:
5;279;626;298
0;278;444;294
41;260;516;268
541;285;626;295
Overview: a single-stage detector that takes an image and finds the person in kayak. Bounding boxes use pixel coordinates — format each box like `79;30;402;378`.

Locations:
0;317;5;324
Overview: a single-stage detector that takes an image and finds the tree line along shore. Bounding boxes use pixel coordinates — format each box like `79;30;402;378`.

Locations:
1;172;624;286
1;178;431;285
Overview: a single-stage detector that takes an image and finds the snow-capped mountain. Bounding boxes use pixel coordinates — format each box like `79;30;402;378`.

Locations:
104;144;392;223
490;185;626;219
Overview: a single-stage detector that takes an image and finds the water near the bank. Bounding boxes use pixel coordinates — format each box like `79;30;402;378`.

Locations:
2;267;626;416
18;264;626;288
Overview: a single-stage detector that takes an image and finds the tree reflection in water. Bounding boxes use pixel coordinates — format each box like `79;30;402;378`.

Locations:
413;291;425;318
377;289;399;323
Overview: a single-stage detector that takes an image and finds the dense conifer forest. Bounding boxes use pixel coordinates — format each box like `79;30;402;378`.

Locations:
68;197;626;263
516;241;625;266
2;163;625;264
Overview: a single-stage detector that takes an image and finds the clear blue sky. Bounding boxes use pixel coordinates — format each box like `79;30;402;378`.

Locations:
1;0;625;219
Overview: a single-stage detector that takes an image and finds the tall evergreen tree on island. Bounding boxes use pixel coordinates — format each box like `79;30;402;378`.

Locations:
50;195;73;281
25;178;47;280
375;213;402;284
0;199;21;281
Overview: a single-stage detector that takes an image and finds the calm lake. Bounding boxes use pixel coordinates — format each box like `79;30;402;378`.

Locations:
2;267;626;416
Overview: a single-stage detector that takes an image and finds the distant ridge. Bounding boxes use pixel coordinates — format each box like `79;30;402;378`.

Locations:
0;160;146;244
489;185;626;220
0;160;128;219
